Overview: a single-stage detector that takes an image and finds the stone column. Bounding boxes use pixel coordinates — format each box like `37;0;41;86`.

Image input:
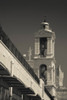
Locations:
9;61;14;100
47;68;52;85
52;40;55;57
35;38;40;55
52;68;54;84
47;38;52;55
53;66;55;84
9;87;13;100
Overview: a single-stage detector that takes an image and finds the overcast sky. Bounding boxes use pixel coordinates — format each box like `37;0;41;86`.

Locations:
0;0;67;86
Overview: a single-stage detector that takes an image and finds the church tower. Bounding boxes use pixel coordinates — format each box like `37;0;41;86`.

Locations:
33;20;56;97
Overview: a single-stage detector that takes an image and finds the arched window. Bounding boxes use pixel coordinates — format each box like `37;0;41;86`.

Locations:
40;64;47;84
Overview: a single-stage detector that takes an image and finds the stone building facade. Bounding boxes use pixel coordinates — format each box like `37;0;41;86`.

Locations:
27;20;67;100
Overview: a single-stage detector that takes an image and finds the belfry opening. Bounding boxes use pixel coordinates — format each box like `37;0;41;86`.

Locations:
40;38;47;57
40;64;47;84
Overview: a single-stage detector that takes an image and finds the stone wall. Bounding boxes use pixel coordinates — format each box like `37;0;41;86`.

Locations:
57;87;67;100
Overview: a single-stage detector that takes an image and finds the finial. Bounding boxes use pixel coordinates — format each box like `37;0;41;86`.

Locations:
28;46;32;61
23;54;26;57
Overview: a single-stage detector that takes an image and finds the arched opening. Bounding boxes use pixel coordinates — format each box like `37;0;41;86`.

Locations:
40;38;47;57
40;64;47;84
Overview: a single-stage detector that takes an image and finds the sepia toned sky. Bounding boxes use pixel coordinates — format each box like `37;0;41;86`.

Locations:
0;0;67;86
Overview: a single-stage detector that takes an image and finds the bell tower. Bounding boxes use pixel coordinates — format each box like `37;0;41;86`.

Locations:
34;20;55;59
33;20;56;97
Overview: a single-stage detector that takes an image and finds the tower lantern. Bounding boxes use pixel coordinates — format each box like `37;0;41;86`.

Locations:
41;20;50;30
